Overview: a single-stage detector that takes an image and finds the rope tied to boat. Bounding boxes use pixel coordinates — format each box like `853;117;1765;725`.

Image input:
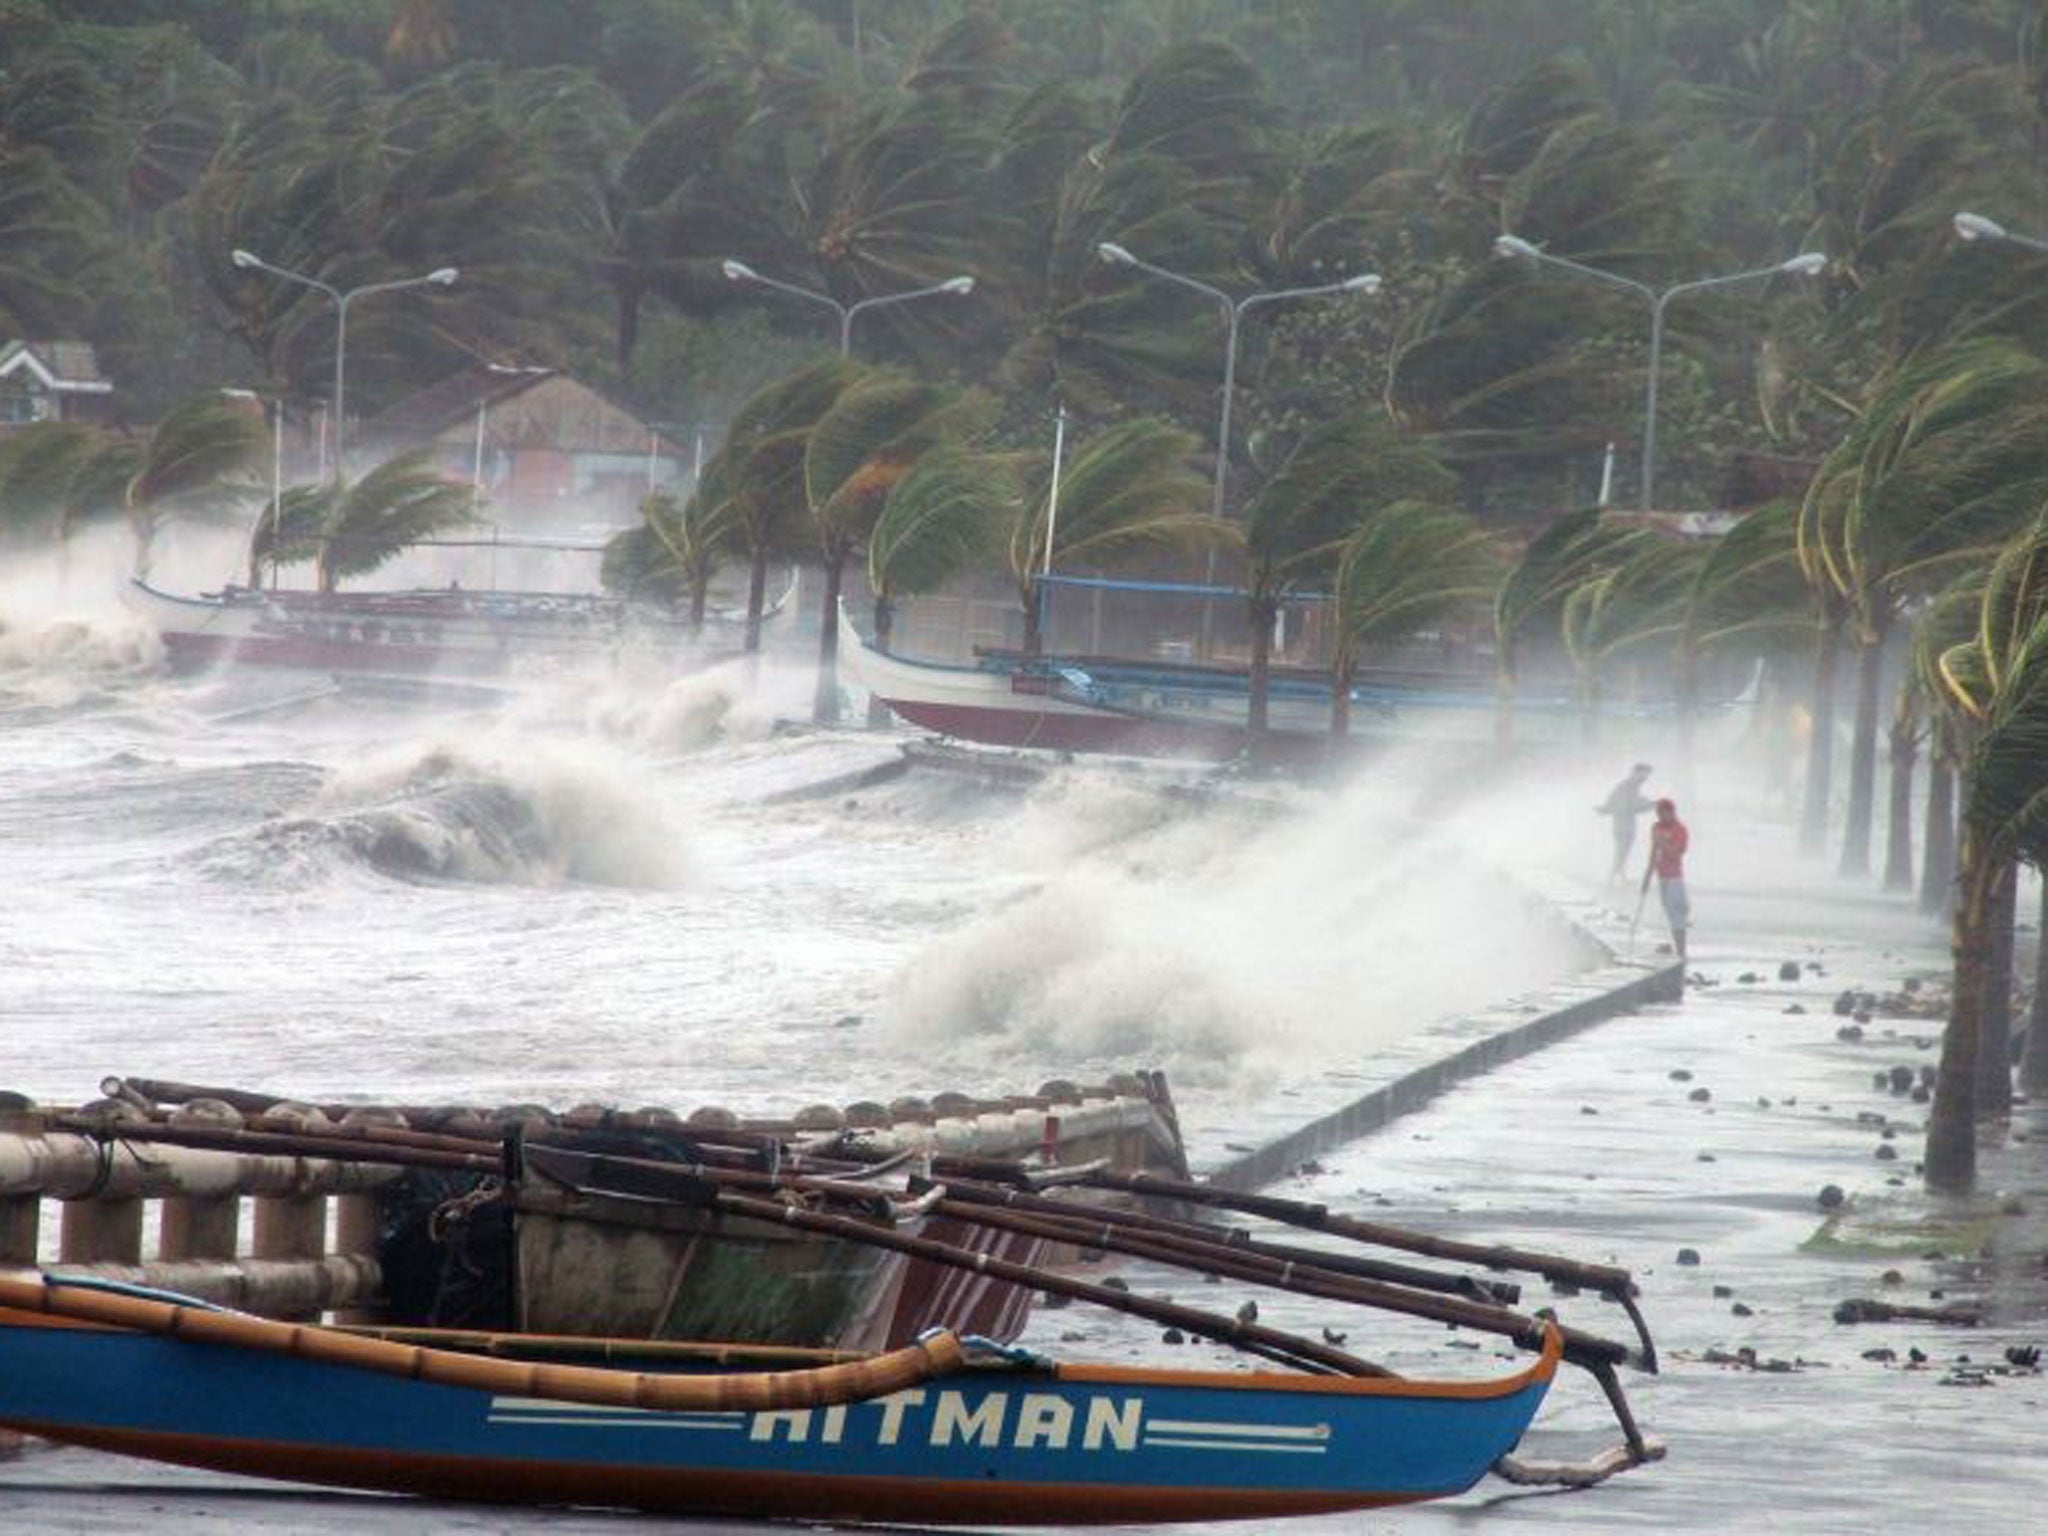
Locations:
428;1179;504;1243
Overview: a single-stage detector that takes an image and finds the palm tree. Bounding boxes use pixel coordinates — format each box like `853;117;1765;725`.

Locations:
636;486;740;631
1003;415;1217;655
1326;499;1498;740
0;423;102;544
1921;510;2048;1188
1911;574;1985;923
1796;339;2048;876
1559;532;1704;743
700;357;864;653
1677;501;1816;769
126;394;267;555
1492;507;1637;746
803;372;993;723
310;453;476;592
246;482;331;587
1239;413;1454;740
867;444;1015;655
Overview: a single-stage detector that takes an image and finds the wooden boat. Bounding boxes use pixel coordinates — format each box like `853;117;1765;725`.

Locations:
0;1271;1568;1524
23;1072;1191;1353
840;605;1553;762
125;572;784;679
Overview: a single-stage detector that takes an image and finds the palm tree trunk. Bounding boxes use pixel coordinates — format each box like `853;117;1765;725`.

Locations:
1882;691;1917;892
865;597;895;729
1020;581;1043;655
687;572;709;634
1978;854;2018;1116
1837;620;1887;878
1329;650;1354;741
1800;607;1843;855
813;547;846;726
744;546;768;654
2023;872;2048;1096
1920;747;1957;916
1247;598;1277;742
1926;826;1996;1192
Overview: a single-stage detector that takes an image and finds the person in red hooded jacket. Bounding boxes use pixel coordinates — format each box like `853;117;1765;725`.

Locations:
1642;798;1690;961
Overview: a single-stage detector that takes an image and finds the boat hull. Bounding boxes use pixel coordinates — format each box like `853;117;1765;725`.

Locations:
0;1301;1559;1524
840;607;1520;761
125;577;709;680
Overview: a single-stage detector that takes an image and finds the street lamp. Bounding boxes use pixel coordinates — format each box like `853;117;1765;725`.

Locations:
1954;210;2048;256
1095;242;1381;519
721;259;975;354
230;249;459;482
1491;234;1826;510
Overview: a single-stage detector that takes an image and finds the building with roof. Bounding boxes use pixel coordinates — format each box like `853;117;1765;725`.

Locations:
0;341;114;431
360;366;686;534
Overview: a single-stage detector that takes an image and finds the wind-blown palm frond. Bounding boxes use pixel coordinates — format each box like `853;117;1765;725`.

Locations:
316;451;475;590
806;373;991;546
1683;500;1814;657
1243;413;1456;603
1494;507;1636;669
248;483;336;585
1007;416;1215;585
1560;530;1702;684
0;423;100;539
1332;500;1499;660
868;446;1015;647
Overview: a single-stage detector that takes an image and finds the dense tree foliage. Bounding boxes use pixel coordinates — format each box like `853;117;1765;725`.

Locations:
8;0;2045;509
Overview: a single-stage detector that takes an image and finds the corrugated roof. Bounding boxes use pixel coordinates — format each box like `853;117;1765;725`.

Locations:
360;366;556;445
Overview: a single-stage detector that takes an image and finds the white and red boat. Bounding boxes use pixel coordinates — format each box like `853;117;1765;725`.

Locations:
124;576;769;680
839;606;1526;762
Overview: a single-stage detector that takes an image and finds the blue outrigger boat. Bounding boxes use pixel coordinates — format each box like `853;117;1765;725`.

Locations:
0;1270;1591;1524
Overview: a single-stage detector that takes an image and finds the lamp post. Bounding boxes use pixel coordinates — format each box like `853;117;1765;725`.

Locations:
1491;234;1826;510
230;250;459;482
1094;244;1381;520
720;260;975;354
1954;210;2048;255
1094;245;1379;657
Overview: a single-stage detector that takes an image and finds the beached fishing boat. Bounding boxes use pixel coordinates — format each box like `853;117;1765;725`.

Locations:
0;1270;1571;1523
124;576;699;679
125;569;793;680
11;1072;1191;1353
839;604;1557;762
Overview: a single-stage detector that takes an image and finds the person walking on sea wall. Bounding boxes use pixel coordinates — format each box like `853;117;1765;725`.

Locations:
1596;763;1655;881
1643;797;1690;963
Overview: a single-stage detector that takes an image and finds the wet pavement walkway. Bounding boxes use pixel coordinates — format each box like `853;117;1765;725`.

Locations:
7;831;2048;1532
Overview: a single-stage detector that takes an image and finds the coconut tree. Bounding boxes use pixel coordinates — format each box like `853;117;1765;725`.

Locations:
1922;510;2048;1187
1880;685;1923;894
1912;575;1983;918
0;423;102;543
867;444;1016;659
1797;339;2048;877
803;372;993;723
125;394;267;565
1239;413;1455;741
312;452;476;592
623;485;740;632
1559;532;1704;744
1492;507;1638;747
1002;415;1216;656
1677;501;1816;771
700;357;864;653
245;483;332;587
1326;499;1498;741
